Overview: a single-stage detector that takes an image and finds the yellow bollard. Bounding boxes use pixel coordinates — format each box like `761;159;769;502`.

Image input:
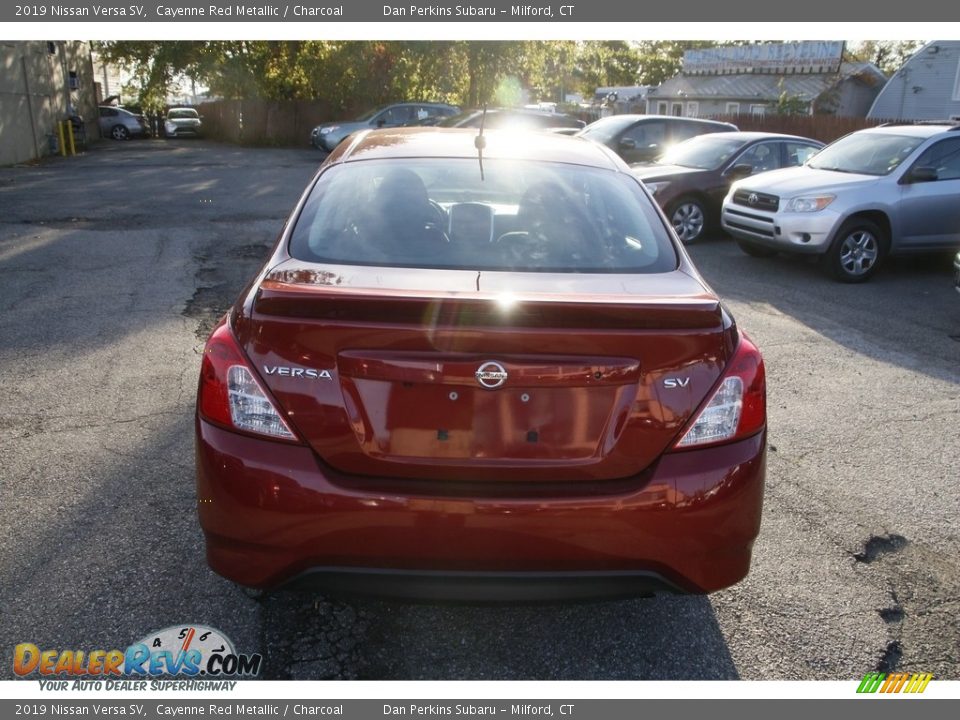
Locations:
66;121;76;156
57;121;66;157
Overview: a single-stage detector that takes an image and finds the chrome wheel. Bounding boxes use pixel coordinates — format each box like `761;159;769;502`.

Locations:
838;229;878;277
671;201;705;244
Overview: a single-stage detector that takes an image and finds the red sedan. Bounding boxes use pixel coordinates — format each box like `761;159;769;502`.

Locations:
195;127;766;600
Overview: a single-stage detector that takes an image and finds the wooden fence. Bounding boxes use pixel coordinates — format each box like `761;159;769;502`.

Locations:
197;97;902;147
199;99;352;146
705;114;894;143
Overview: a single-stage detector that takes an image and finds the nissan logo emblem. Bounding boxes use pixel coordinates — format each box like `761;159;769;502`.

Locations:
475;361;508;389
747;193;759;205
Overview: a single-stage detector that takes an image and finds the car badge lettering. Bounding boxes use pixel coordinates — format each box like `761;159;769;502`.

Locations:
263;366;332;380
475;361;508;389
663;377;690;388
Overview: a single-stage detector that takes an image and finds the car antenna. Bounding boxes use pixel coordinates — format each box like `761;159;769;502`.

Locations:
474;104;487;181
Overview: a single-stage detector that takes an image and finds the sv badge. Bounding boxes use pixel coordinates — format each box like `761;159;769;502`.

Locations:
663;377;690;388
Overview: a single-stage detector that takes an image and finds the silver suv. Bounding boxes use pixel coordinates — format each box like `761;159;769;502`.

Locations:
722;124;960;282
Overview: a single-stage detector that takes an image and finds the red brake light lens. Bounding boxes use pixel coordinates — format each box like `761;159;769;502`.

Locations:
673;333;766;450
198;318;299;442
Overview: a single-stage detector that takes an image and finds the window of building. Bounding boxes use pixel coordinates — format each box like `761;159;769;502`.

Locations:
686;101;699;118
657;102;668;115
725;102;741;115
750;104;766;117
671;103;683;117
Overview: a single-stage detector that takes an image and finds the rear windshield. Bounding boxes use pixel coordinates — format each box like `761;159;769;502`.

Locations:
288;159;677;273
167;109;198;119
441;112;582;130
577;116;637;144
658;135;749;170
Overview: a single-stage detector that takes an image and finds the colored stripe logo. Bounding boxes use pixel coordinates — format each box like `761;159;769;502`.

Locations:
857;672;933;694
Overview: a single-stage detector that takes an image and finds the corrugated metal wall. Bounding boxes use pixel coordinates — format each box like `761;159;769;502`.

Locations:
868;41;960;120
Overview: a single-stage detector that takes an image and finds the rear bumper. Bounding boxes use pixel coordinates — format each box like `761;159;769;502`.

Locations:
285;568;684;601
196;419;766;597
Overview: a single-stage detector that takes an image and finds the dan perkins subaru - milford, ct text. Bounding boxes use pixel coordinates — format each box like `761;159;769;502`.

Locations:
384;5;575;17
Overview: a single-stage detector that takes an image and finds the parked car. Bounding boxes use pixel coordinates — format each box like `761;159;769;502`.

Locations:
97;105;150;140
576;114;738;164
434;108;586;133
310;102;459;151
722;124;960;282
195;127;767;600
633;132;824;244
164;107;203;138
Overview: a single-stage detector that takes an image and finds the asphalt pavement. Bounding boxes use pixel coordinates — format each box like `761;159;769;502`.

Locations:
0;139;957;680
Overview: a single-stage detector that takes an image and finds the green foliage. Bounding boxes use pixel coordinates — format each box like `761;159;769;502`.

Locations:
571;41;641;96
775;78;809;116
846;41;925;76
94;41;809;114
95;40;645;112
631;41;735;86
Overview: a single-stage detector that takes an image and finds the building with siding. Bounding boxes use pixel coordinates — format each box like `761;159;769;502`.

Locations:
0;41;97;165
867;41;960;121
647;43;886;119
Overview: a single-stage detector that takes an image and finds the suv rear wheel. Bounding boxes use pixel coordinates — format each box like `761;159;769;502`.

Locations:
823;218;886;283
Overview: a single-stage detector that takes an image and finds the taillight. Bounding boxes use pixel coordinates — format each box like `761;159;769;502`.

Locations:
198;318;299;442
672;333;765;450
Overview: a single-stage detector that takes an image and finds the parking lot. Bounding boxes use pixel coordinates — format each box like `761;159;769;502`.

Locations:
0;139;958;680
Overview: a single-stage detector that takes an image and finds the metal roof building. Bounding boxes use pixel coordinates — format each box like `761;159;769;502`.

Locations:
646;43;886;119
867;41;960;121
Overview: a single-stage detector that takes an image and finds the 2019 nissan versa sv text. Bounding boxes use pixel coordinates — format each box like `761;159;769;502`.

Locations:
195;127;767;600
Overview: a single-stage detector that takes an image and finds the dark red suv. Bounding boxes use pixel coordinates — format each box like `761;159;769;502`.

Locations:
195;128;766;600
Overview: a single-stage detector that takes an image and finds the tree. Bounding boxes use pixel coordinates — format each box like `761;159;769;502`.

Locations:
846;41;925;76
774;78;809;115
571;41;641;96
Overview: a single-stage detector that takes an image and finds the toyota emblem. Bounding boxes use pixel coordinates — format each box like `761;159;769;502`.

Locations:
747;193;759;205
475;361;508;389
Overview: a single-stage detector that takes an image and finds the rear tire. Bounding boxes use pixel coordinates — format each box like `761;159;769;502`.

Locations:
110;125;130;140
822;218;886;283
736;239;777;258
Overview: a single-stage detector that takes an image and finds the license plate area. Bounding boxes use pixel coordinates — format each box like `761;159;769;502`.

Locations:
342;378;636;461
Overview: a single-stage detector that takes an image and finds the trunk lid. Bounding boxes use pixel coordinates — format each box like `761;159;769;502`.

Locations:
234;261;733;483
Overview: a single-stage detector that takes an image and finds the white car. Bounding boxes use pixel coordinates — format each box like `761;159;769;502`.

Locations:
722;124;960;282
164;107;203;138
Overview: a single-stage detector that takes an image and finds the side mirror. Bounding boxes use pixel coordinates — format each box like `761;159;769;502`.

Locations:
727;163;755;179
619;137;637;150
908;166;938;183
